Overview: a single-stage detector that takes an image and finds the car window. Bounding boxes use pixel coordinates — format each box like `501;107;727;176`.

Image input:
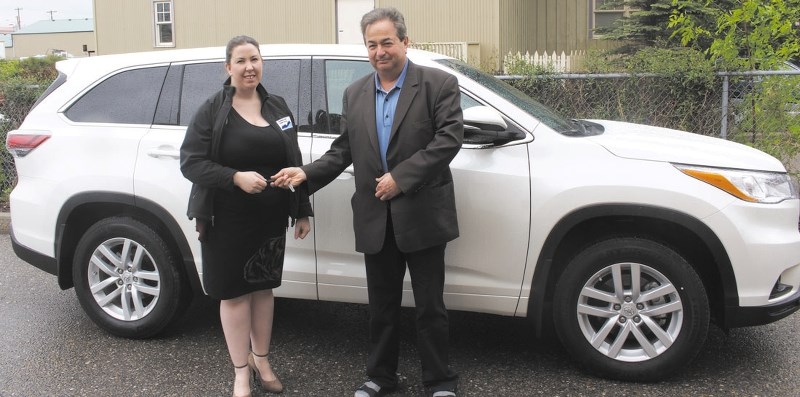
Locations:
179;63;226;126
461;94;482;110
65;66;168;124
33;72;67;109
436;58;575;134
264;59;301;122
314;60;374;135
316;59;485;135
177;60;302;127
325;60;374;115
154;64;183;125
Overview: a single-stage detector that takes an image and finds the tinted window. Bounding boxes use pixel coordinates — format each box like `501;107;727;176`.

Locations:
325;60;373;115
461;94;482;110
32;72;67;109
180;63;225;126
314;60;373;135
153;64;183;125
436;59;574;133
178;60;302;127
65;66;168;124
264;59;301;121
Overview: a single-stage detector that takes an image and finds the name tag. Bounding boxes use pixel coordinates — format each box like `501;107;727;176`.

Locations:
276;116;293;131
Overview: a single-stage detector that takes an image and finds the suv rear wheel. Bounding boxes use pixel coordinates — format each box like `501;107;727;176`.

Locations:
553;237;709;381
72;216;191;338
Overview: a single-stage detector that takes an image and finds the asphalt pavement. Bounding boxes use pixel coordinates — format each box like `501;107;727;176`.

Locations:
2;232;799;396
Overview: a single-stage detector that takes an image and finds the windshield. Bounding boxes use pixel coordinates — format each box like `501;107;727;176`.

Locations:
436;58;576;133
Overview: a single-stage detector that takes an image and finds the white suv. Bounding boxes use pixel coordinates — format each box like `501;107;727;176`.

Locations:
7;45;800;382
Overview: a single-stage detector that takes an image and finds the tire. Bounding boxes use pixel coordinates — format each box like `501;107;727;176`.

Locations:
553;237;709;381
72;216;192;339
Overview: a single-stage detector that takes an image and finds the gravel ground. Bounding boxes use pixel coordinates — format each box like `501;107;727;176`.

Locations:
1;233;798;396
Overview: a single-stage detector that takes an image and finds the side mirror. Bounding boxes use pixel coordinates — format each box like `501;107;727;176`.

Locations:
463;106;525;145
464;106;507;131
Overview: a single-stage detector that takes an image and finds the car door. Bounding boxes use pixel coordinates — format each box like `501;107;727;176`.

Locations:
310;57;531;315
135;57;318;300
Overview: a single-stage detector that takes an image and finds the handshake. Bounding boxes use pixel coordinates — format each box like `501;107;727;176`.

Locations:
270;166;400;201
269;167;307;192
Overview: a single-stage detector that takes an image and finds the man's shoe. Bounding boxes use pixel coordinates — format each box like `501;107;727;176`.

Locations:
427;386;457;397
354;380;396;397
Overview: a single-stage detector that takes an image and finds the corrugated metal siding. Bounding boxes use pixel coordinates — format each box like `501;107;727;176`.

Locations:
95;0;335;55
499;0;536;65
379;0;499;70
502;0;614;56
177;0;334;47
93;0;616;59
10;32;95;58
509;0;578;54
95;0;155;54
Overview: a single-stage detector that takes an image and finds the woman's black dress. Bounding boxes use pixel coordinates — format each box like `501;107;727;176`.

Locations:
202;109;289;300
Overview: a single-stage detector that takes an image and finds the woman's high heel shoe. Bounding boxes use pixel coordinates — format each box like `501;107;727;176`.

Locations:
232;362;252;397
249;352;284;394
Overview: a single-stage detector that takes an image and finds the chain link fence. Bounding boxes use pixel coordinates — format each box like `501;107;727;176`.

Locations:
0;82;46;209
500;69;800;175
0;56;59;209
1;81;49;209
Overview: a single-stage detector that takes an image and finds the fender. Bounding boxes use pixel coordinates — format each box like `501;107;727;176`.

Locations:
526;203;736;334
55;192;201;292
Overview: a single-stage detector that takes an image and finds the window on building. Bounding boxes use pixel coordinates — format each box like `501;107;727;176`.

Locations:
591;0;634;38
153;1;174;47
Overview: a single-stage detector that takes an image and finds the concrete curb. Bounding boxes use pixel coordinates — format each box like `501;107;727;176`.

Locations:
0;212;9;234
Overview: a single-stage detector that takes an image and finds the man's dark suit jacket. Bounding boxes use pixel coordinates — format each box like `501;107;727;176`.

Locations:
303;60;464;254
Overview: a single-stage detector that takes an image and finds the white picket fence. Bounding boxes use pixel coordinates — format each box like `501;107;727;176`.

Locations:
503;50;586;73
409;41;480;65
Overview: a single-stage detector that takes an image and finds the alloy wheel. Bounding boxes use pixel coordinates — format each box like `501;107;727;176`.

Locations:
86;237;161;321
575;261;683;362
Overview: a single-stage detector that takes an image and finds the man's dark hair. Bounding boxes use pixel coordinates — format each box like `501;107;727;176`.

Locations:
225;35;260;64
360;7;407;41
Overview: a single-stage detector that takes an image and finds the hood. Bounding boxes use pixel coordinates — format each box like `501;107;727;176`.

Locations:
584;120;786;172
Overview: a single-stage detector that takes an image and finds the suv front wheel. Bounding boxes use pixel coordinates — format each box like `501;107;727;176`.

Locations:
72;216;191;338
553;237;710;381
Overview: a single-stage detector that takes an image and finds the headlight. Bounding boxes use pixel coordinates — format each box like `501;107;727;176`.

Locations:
674;164;799;203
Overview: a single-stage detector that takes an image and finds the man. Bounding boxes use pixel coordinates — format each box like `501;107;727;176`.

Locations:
271;7;462;397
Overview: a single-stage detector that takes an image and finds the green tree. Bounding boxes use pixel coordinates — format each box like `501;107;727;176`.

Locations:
595;0;732;52
0;57;58;126
669;0;800;171
670;0;800;69
0;56;59;204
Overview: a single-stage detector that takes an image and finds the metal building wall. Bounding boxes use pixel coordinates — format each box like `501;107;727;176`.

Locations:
94;0;335;55
378;0;500;70
94;0;153;54
175;0;334;47
502;0;613;55
375;0;613;70
9;32;95;59
93;0;616;63
498;0;538;63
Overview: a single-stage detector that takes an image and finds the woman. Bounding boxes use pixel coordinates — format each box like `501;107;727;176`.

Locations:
180;35;312;397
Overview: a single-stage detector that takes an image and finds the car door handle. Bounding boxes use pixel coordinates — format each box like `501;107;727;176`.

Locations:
146;146;180;159
336;166;355;180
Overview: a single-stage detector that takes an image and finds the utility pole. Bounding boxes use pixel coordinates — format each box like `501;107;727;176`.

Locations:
14;7;22;30
46;10;57;21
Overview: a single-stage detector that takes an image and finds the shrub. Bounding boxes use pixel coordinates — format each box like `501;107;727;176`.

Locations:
0;57;59;205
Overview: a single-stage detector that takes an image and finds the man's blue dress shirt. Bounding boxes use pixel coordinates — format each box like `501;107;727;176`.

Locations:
374;60;409;172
